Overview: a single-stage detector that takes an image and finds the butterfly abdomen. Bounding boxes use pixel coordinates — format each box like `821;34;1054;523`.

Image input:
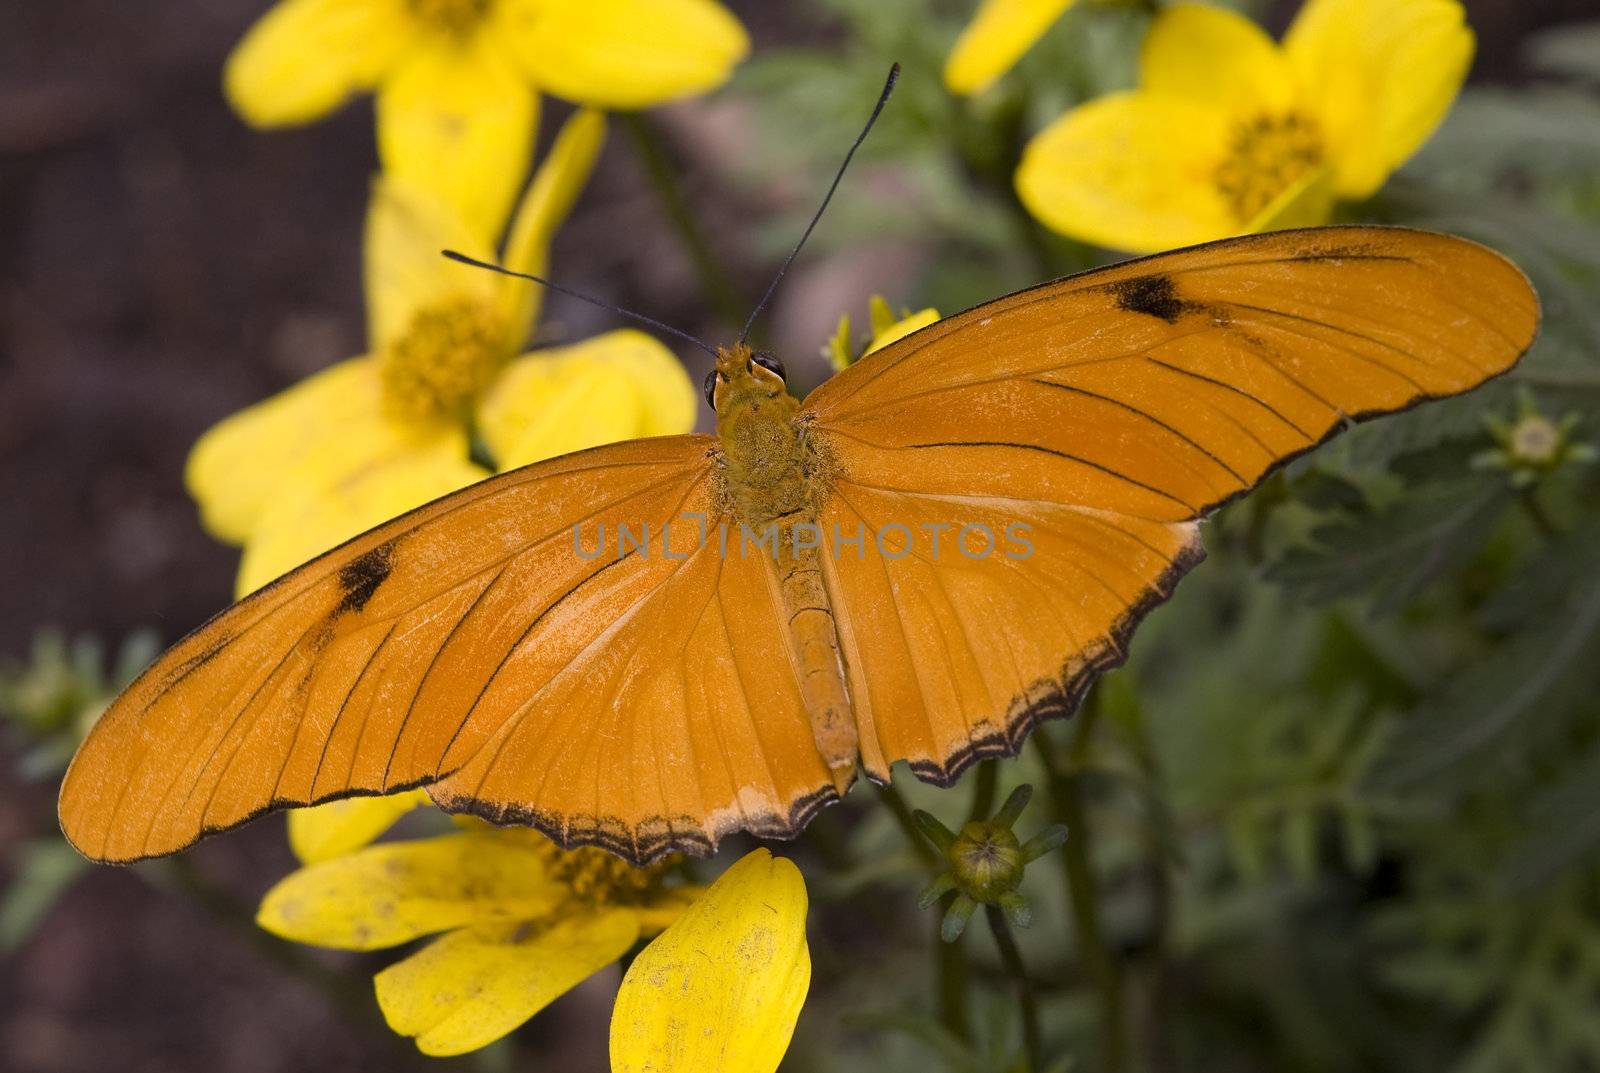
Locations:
779;547;856;791
712;344;858;792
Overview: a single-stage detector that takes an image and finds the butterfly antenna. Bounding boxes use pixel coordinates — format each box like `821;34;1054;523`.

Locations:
738;62;901;346
440;250;720;358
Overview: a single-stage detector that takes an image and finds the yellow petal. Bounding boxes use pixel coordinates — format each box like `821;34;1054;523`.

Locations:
477;329;697;471
235;434;484;596
633;885;706;937
377;909;640;1056
867;295;899;338
185;357;436;546
498;109;608;348
943;0;1078;96
825;313;853;372
287;790;431;864
256;833;564;951
1244;163;1336;233
865;308;940;356
1016;92;1236;253
1285;0;1473;198
610;849;810;1073
1140;3;1297;115
223;0;415;127
495;0;748;110
377;38;538;244
365;178;498;354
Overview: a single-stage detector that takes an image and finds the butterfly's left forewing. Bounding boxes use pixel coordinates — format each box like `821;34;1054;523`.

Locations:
59;434;834;864
803;226;1537;785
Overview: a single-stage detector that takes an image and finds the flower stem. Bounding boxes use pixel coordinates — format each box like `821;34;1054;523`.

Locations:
872;779;941;868
966;758;999;823
1518;488;1559;541
875;780;972;1040
1034;701;1131;1072
986;903;1043;1070
619;112;747;327
938;921;972;1043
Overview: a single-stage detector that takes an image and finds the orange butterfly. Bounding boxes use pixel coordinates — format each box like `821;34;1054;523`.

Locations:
57;68;1538;866
58;222;1537;865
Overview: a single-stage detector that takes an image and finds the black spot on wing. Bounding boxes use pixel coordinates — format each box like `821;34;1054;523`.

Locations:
336;542;394;615
1110;274;1199;324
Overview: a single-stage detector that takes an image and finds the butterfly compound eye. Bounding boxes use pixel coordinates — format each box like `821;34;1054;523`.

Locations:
702;369;719;407
752;352;786;380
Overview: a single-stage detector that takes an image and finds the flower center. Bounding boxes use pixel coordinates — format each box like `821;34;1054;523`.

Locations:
1509;415;1562;467
379;297;505;423
407;0;491;36
538;844;676;906
950;821;1023;902
1214;113;1324;223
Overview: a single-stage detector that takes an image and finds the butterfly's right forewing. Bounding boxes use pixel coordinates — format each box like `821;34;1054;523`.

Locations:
802;227;1538;786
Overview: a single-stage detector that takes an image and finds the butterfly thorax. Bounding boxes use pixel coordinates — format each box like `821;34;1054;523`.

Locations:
711;343;857;793
710;344;828;528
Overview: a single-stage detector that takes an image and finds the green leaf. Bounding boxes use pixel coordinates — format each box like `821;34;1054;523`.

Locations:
1374;870;1600;1073
1499;743;1600;892
1266;480;1510;613
1372;558;1600;794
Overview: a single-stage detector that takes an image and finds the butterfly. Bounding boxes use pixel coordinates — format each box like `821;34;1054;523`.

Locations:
57;220;1537;866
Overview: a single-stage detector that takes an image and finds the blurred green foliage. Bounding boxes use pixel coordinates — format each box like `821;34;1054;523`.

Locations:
0;629;156;951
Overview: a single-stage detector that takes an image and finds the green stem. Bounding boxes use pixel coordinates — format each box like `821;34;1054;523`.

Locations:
874;780;971;1042
966;759;999;823
802;807;858;874
619;112;747;326
872;779;941;868
938;921;972;1043
987;904;1044;1071
1518;488;1560;541
1125;708;1177;1073
1035;702;1131;1073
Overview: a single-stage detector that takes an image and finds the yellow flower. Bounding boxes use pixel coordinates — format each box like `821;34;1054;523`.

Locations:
287;788;432;863
185;109;697;597
826;295;941;372
1015;0;1474;252
258;817;809;1064
225;0;749;238
944;0;1080;96
611;849;810;1073
259;820;692;1055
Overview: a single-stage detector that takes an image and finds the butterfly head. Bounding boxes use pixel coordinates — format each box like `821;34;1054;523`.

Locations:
705;343;788;413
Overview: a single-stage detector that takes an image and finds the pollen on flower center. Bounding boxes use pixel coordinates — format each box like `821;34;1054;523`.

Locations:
380;297;505;423
407;0;491;36
538;843;677;906
1213;113;1324;223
